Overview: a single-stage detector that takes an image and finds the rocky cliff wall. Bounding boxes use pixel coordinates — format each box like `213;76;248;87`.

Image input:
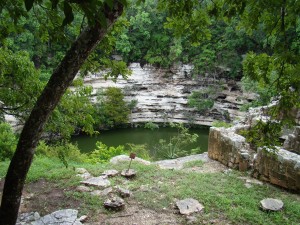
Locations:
84;63;255;126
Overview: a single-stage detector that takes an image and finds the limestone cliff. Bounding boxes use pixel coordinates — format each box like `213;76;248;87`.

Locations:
84;63;255;126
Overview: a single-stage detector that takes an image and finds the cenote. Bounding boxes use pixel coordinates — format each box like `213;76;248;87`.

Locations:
71;126;209;160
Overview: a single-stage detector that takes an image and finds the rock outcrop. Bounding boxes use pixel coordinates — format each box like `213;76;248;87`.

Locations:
207;105;300;192
84;63;254;126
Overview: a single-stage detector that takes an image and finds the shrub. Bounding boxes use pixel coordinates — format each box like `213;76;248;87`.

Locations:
85;141;125;164
144;122;159;130
35;141;86;167
0;122;17;161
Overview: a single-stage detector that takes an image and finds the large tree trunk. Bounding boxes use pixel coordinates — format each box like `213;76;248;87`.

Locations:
0;3;123;225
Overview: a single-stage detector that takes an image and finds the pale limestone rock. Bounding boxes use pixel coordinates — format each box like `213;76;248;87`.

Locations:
102;169;119;177
110;155;151;165
76;185;91;192
260;198;284;211
176;198;204;215
81;176;110;189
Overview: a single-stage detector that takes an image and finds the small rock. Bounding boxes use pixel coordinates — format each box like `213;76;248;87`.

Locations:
33;209;82;225
101;187;114;196
76;172;92;180
81;176;111;189
102;169;119;177
76;185;91;192
104;196;125;210
17;212;40;224
75;168;88;174
244;183;252;189
117;187;132;198
110;155;151;165
78;215;88;222
260;198;284;211
121;169;136;178
176;198;204;215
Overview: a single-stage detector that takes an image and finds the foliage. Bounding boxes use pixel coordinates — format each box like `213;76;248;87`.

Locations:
125;143;151;160
144;121;159;130
188;88;215;114
94;87;130;128
35;141;86;167
239;120;281;152
154;123;198;159
46;79;96;140
0;122;17;161
212;120;232;128
0;48;42;121
85;141;125;164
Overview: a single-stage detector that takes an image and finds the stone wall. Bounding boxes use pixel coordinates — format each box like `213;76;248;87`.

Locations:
207;126;253;171
252;148;300;192
208;124;300;192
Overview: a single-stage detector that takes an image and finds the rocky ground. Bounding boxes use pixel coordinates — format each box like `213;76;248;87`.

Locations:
0;153;230;225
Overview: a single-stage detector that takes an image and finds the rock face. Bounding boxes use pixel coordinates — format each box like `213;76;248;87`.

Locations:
84;63;253;126
283;126;300;154
208;126;254;171
252;148;300;191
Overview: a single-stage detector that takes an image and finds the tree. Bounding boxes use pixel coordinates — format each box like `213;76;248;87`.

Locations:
0;1;125;224
95;87;130;128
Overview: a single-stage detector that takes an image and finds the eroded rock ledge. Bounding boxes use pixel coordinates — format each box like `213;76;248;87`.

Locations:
207;112;300;192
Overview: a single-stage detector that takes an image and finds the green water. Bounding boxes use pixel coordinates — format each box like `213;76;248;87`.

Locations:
71;127;209;159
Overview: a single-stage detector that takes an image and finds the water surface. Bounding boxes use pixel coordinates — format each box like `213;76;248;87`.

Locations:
72;127;209;159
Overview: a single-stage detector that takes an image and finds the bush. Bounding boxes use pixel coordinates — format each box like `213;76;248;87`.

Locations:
144;122;159;130
85;141;125;164
0;122;17;161
35;141;86;167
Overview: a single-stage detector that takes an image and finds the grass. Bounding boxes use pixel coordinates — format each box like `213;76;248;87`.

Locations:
1;157;299;225
182;159;205;168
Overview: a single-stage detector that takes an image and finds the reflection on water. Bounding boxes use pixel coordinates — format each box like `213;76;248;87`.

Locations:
71;127;209;159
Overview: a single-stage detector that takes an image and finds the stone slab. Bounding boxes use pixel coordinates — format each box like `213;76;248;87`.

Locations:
260;198;284;211
176;198;204;215
80;176;110;188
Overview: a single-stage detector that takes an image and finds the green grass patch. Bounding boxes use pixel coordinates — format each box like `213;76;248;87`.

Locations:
183;160;205;168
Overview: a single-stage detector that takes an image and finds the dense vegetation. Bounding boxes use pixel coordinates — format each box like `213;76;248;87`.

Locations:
0;0;299;223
